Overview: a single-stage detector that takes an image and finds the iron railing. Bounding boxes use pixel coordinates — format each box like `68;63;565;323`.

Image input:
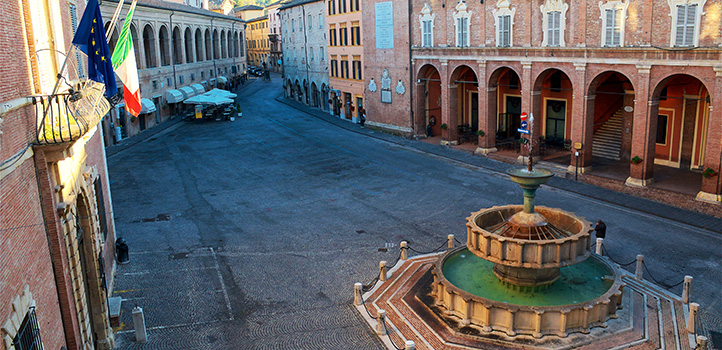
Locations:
34;80;110;145
12;306;43;350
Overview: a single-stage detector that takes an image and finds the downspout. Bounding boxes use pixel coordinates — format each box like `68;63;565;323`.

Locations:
231;21;236;78
211;17;217;81
408;0;414;136
302;5;310;98
170;10;177;89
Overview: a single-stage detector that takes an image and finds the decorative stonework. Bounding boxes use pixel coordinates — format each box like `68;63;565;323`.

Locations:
453;0;471;47
540;0;569;47
493;0;515;47
396;80;406;95
667;0;707;47
2;286;37;350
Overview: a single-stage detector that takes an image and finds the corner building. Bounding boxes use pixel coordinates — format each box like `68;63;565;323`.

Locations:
327;0;364;121
364;0;722;203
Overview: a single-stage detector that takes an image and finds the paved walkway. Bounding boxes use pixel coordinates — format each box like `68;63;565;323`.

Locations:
276;96;722;235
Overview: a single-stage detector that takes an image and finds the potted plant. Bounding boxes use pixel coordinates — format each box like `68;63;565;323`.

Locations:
631;156;643;165
476;130;485;137
702;168;718;178
440;123;448;130
130;116;138;122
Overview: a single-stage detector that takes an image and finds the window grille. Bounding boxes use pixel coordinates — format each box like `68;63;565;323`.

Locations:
12;307;43;350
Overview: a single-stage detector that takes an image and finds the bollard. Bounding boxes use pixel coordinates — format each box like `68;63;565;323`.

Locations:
687;302;698;334
448;234;455;249
354;283;363;306
132;306;147;343
682;276;693;304
379;261;387;281
400;241;408;260
635;255;644;280
405;340;416;350
697;335;708;350
376;309;387;335
595;238;603;256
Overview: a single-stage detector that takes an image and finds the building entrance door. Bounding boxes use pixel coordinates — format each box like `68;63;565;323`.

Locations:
545;100;566;146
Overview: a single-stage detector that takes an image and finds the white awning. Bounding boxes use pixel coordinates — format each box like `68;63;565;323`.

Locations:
183;88;236;106
179;86;196;100
140;98;156;114
165;89;184;104
208;88;237;99
200;80;208;86
217;76;228;84
210;78;217;86
190;83;205;95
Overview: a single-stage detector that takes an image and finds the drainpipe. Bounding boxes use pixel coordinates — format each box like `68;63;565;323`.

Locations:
302;5;310;98
170;10;177;89
211;18;217;82
231;21;236;79
407;0;414;136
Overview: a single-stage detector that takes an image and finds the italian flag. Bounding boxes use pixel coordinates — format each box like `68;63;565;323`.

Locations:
111;1;140;116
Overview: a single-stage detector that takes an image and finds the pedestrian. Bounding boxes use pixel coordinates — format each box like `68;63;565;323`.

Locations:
359;108;366;127
594;219;606;239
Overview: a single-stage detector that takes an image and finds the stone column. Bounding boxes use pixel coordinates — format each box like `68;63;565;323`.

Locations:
447;84;459;144
415;80;426;136
520;61;534;158
626;65;655;187
440;60;451;143
569;62;592;171
696;67;722;203
475;60;496;154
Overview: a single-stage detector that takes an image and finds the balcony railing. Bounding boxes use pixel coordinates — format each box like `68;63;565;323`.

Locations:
34;80;111;145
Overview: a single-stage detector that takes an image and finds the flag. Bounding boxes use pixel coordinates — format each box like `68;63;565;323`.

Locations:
111;1;141;117
72;0;117;98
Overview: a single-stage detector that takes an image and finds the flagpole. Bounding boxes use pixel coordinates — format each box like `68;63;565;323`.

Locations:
105;0;126;38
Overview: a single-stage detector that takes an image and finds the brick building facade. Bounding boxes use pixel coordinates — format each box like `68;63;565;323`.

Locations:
1;0;118;349
362;0;722;203
281;0;330;111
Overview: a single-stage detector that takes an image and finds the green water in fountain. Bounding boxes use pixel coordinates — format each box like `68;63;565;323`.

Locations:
442;249;613;306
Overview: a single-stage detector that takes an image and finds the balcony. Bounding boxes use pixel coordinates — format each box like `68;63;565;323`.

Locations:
34;80;111;145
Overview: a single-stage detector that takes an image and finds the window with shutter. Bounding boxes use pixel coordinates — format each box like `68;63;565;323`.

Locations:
419;4;435;47
540;0;568;47
547;11;561;46
499;15;511;47
69;4;85;78
453;1;471;47
668;1;704;47
493;0;514;47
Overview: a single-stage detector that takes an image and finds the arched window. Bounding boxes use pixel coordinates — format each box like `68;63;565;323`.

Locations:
172;26;183;64
227;31;233;58
184;27;194;63
205;29;212;60
419;3;435;47
130;24;142;69
239;32;244;57
221;30;227;59
195;28;204;61
142;24;157;67
213;29;220;59
233;32;239;57
159;25;171;66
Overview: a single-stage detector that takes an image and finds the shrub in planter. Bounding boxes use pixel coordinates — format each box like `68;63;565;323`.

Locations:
476;130;485;137
630;156;643;164
440;123;448;130
702;168;718;178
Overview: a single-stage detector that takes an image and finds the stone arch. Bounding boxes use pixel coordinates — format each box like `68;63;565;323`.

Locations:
233;32;239;57
220;30;227;59
195;28;204;61
415;63;442;137
142;23;157;68
239;31;245;57
204;28;212;61
227;30;233;59
488;66;522;146
532;68;574;148
172;26;183;64
184;27;194;64
158;25;171;66
321;83;328;111
447;64;479;144
130;23;142;69
104;22;120;54
311;82;318;107
213;29;220;59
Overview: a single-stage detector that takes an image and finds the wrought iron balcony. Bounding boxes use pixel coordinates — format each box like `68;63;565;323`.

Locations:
34;80;111;145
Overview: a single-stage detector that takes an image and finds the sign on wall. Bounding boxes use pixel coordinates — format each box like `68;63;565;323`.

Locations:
375;2;394;49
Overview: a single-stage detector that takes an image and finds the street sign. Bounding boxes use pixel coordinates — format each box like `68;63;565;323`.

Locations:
519;112;529;134
517;128;530;134
520;121;528;129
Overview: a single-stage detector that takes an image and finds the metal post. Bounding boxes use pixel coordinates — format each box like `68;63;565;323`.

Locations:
400;241;408;260
379;261;387;281
687;302;698;334
575;151;579;181
353;283;362;306
682;276;693;304
132;306;147;343
635;255;644;280
376;309;386;335
405;340;416;350
448;234;455;249
595;238;603;256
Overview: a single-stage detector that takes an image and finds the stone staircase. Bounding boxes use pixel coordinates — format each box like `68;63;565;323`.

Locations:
592;110;623;160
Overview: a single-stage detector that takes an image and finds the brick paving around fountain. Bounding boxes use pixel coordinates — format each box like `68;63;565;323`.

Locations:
357;252;695;350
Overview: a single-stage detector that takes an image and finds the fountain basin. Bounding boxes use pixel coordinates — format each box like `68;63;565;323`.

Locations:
431;248;625;338
466;205;592;269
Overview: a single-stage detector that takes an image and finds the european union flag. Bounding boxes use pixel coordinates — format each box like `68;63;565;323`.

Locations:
72;0;117;97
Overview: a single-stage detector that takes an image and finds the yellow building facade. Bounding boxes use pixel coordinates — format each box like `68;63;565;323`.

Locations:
326;0;363;121
246;16;270;68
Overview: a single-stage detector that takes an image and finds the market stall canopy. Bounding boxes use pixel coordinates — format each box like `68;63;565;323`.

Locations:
165;89;184;104
179;86;196;100
140;98;156;114
183;90;234;105
207;88;237;99
190;83;205;95
217;76;228;84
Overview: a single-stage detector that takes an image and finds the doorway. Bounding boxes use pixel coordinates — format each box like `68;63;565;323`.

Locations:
545;99;567;146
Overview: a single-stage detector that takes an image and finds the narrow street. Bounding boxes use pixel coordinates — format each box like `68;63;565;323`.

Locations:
108;75;722;349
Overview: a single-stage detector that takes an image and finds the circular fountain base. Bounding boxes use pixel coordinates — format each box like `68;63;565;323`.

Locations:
492;264;560;290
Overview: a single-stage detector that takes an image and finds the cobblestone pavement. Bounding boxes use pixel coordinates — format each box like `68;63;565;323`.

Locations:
109;75;722;349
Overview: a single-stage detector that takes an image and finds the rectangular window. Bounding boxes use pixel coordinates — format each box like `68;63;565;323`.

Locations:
179;75;184;84
330;56;338;77
319;14;323;28
340;0;347;13
422;20;432;47
341;60;349;79
291;19;295;32
13;307;43;350
457;17;468;47
69;4;85;77
353;0;360;12
675;4;697;46
352;56;362;80
329;0;336;15
340;23;348;46
94;179;107;241
656;114;668;144
499;15;511;47
604;9;622;46
320;47;325;61
351;22;360;45
547;11;561;47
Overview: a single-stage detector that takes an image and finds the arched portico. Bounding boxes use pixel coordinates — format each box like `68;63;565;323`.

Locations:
447;65;479;145
532;68;574;159
488;67;522;151
142;24;157;68
415;64;442;137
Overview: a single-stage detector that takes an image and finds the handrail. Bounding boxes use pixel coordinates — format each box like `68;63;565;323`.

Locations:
593;96;624;130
